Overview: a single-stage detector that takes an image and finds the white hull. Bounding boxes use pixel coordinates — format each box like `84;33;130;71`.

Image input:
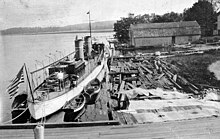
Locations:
28;58;107;120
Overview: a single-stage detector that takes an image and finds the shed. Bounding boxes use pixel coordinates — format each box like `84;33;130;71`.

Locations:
130;21;201;47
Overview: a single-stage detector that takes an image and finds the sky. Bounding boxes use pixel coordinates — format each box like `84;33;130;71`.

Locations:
0;0;198;30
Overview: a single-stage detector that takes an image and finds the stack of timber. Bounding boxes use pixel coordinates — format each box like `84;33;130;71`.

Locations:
109;56;198;94
108;55;220;125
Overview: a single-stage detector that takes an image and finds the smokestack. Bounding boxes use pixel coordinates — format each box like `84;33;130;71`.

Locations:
84;36;92;57
75;39;84;60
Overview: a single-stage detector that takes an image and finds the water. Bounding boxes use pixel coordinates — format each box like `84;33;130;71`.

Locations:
0;32;114;123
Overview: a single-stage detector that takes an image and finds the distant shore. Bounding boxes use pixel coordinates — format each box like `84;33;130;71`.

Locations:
1;29;114;36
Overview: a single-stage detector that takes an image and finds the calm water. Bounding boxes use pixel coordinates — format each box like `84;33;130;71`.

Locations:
0;32;114;123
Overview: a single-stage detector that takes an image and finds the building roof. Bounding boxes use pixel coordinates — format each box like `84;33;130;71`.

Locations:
130;21;200;29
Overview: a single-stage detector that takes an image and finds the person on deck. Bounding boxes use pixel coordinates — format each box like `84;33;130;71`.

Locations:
57;71;64;91
70;74;79;89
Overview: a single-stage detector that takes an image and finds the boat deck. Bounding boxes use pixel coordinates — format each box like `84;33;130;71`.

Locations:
33;58;98;101
1;117;220;139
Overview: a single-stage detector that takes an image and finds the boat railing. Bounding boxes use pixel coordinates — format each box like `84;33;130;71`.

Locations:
34;52;104;101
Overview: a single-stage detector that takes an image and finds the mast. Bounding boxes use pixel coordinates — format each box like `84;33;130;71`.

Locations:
24;63;35;103
87;11;92;40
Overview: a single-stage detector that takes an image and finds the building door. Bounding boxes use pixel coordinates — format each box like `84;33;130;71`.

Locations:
172;36;175;45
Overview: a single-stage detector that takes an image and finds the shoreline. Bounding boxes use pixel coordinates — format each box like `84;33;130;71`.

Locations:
1;29;114;36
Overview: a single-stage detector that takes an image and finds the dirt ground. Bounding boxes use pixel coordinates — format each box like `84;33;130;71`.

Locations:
166;49;220;89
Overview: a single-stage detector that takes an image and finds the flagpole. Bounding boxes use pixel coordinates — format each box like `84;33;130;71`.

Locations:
24;63;35;103
88;11;92;39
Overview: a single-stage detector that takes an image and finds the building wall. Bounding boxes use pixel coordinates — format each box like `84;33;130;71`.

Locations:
175;35;200;44
175;36;190;44
134;37;172;47
133;35;201;47
130;21;201;47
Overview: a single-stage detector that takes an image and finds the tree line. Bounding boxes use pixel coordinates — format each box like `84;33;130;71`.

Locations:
1;21;115;35
114;1;219;43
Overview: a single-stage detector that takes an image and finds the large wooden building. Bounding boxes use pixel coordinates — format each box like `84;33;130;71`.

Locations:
130;21;201;47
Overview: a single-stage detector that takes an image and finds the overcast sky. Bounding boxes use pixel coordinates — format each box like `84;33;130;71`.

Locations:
0;0;198;30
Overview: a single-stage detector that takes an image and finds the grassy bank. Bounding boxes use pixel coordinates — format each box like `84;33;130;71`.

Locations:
166;50;220;89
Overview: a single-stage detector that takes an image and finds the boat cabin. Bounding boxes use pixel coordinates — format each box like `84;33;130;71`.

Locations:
48;60;85;75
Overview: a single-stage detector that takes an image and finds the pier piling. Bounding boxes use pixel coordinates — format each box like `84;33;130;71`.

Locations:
33;125;44;139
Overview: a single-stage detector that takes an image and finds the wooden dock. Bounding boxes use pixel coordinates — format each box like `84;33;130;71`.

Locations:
108;56;200;97
80;82;111;122
2;51;220;138
1;117;220;139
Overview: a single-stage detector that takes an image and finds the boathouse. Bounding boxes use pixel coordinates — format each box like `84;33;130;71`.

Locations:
129;21;201;47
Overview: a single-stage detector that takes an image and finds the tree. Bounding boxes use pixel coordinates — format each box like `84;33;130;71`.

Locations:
183;1;217;36
151;12;183;23
210;0;220;12
114;12;183;43
113;14;150;43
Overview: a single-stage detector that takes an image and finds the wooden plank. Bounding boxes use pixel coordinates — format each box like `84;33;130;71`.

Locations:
136;81;142;86
132;81;137;87
126;82;136;89
119;81;125;91
189;83;199;90
168;77;182;89
113;112;126;125
140;64;153;74
109;71;139;75
121;113;135;125
2;117;220;139
139;74;150;85
113;84;119;92
138;67;144;75
155;73;165;80
120;66;124;73
124;77;138;82
145;74;153;83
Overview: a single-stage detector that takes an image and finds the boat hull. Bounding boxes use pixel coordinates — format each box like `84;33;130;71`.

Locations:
84;78;101;105
63;94;86;122
28;57;107;120
63;107;86;122
84;88;101;105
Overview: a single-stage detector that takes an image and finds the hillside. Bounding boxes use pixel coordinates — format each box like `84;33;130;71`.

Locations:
1;21;115;35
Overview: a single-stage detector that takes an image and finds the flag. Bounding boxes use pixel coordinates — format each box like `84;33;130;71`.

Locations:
7;65;24;99
87;11;90;14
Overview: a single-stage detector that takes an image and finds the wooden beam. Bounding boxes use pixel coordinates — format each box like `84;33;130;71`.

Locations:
119;81;125;91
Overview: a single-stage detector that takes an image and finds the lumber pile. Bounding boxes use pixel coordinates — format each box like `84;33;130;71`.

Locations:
108;55;220;125
109;56;200;95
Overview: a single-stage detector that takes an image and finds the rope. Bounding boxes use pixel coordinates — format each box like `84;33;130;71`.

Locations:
13;99;27;109
1;107;28;124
